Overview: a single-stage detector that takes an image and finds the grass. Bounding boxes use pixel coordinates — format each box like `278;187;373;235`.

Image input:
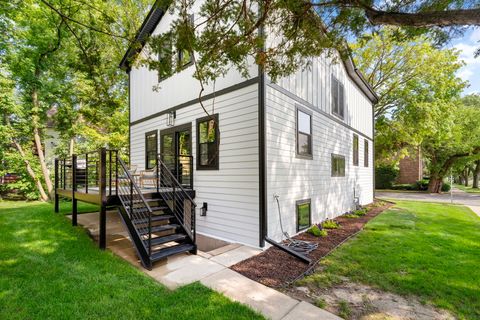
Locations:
454;184;480;193
0;200;263;320
300;201;480;319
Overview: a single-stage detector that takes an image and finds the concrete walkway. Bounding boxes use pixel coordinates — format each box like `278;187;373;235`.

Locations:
72;211;341;320
376;188;480;217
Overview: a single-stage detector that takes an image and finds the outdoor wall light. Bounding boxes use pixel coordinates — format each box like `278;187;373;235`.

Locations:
166;110;176;127
200;202;208;216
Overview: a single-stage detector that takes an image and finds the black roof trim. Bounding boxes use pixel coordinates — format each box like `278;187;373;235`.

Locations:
119;1;165;71
119;2;378;103
342;56;379;104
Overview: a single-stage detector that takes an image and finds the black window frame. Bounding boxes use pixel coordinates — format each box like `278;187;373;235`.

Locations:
353;134;359;166
177;14;194;69
196;113;219;170
295;105;313;159
296;199;312;232
145;130;158;170
364;139;369;167
157;33;173;82
331;153;346;177
331;75;345;120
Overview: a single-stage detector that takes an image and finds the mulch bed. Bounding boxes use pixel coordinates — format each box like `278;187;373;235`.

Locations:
230;201;393;288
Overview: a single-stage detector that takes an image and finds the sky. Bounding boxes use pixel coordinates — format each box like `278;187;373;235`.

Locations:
451;28;480;95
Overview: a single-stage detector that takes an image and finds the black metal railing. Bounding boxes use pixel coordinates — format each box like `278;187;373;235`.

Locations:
156;155;196;243
117;157;153;257
55;149;119;196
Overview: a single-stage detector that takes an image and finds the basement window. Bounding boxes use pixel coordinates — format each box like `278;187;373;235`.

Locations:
145;130;158;170
331;75;345;119
196;114;219;170
331;154;345;177
296;199;311;232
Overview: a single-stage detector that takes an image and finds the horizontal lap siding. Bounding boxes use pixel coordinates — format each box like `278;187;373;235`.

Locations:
266;55;374;241
130;84;260;246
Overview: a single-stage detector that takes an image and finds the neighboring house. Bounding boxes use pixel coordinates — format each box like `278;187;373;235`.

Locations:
119;0;377;249
397;147;424;184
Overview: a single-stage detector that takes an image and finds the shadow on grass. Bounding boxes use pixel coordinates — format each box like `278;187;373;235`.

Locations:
0;201;263;320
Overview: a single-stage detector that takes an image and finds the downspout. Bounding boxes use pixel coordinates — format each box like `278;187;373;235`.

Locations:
258;5;267;248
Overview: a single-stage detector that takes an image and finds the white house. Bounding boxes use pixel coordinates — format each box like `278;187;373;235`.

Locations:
119;0;377;250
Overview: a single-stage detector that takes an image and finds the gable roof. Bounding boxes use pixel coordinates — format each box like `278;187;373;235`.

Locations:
119;1;165;71
119;2;378;104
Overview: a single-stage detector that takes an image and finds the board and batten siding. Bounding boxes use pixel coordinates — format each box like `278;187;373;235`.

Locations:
129;0;257;123
265;54;374;242
130;84;260;246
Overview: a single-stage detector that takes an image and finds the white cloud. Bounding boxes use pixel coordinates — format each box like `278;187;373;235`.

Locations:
470;28;480;43
458;67;474;81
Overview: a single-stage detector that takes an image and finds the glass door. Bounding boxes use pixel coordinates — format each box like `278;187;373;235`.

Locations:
160;124;192;188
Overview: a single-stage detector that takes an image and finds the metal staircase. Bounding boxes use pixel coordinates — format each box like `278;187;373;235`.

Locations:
116;156;196;270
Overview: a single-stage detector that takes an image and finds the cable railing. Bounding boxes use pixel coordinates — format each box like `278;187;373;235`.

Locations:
117;157;153;257
156;155;196;243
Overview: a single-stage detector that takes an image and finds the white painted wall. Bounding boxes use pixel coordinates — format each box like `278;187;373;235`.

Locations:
130;84;260;246
129;0;258;123
265;53;374;242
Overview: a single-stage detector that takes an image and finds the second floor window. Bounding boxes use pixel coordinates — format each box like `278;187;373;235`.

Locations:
177;15;194;68
331;75;345;119
157;34;173;81
296;107;312;158
353;134;359;166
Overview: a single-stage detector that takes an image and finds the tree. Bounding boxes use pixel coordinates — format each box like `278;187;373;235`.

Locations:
0;0;151;200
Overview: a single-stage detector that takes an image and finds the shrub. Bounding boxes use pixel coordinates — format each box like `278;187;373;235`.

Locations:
345;213;359;218
441;182;451;192
307;225;328;237
307;225;322;236
391;184;416;191
415;179;430;191
322;220;340;229
354;208;368;216
375;165;399;189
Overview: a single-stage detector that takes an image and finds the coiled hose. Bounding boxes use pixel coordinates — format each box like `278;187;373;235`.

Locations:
274;194;318;254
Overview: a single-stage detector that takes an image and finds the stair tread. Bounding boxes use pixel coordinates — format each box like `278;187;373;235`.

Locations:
128;206;169;213
150;244;196;262
132;214;174;224
140;224;179;235
146;233;187;246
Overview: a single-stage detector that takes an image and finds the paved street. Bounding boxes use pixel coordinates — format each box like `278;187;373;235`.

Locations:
376;188;480;216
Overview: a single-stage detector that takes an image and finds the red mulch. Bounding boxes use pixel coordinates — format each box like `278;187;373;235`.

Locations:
230;201;393;288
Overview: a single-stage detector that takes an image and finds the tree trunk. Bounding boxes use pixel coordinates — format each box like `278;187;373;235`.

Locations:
428;175;443;193
69;137;74;156
31;89;53;195
13;140;49;201
473;160;480;189
464;167;469;187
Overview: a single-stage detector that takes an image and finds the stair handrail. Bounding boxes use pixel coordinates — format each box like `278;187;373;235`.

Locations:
157;158;197;206
156;156;197;242
117;156;153;255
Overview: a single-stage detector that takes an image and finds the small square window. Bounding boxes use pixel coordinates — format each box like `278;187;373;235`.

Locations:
331;154;345;177
296;199;311;231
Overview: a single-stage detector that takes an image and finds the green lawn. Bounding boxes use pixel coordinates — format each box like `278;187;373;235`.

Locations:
454;183;480;193
300;201;480;319
0;201;263;320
